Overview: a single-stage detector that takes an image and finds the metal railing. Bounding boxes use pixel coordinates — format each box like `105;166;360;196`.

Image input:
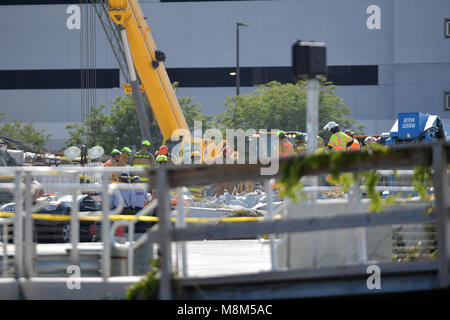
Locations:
142;142;449;299
0;143;449;300
0;166;153;279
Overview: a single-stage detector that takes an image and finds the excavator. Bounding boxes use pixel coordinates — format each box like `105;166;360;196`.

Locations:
91;0;220;163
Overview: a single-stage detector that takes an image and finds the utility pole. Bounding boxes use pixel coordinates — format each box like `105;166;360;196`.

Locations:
236;22;249;96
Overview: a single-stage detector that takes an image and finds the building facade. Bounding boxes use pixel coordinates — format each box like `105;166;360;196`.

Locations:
1;0;450;150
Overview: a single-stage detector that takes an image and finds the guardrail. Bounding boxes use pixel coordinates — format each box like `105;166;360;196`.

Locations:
0;143;448;299
144;142;449;299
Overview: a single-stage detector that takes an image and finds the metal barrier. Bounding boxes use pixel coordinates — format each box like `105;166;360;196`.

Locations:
0;143;449;299
142;142;449;299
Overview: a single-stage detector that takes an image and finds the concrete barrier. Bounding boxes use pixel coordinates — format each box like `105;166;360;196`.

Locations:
0;277;142;300
277;198;429;269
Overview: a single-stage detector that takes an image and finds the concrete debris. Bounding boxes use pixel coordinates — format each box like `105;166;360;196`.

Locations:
187;188;282;214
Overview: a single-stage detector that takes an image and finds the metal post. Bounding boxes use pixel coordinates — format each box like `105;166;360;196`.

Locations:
176;188;188;277
157;167;172;299
347;179;367;264
432;144;450;288
13;171;23;278
70;178;80;267
264;179;277;271
306;78;320;266
127;219;135;276
306;78;319;154
101;173;111;280
120;28;151;141
236;24;240;96
236;22;248;97
24;172;33;278
2;222;7;277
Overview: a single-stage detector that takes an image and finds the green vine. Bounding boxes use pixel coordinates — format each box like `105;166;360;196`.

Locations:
279;144;428;212
126;259;160;300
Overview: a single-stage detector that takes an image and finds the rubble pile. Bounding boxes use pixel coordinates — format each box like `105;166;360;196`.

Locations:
189;187;283;216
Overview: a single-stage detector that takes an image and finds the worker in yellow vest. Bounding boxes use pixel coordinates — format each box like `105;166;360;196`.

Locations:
293;133;307;155
131;140;156;182
323;122;354;151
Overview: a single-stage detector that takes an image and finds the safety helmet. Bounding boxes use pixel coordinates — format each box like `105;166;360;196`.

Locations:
364;136;377;145
159;145;168;156
323;122;339;131
142;140;151;146
111;149;120;155
156;154;168;162
121;147;132;155
295;134;306;141
132;176;142;182
344;130;354;138
119;172;130;180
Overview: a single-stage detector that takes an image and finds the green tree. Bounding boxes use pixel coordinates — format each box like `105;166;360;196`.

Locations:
216;79;362;140
0;113;50;151
65;86;212;154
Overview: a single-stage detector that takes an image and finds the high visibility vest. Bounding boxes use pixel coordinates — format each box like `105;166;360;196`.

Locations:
327;132;353;151
349;139;361;151
132;150;156;182
294;143;306;154
279;141;293;157
188;186;203;202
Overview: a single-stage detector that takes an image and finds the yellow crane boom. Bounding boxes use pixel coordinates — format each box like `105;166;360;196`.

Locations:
108;0;190;142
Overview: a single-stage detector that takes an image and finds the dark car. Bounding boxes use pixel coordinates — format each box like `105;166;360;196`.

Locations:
34;194;102;243
0;195;102;243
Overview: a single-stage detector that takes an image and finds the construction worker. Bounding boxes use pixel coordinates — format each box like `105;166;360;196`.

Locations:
323;122;354;151
364;136;378;148
277;130;294;157
344;130;361;151
156;154;169;166
293;133;307;155
104;149;121;181
119;147;132;166
131;140;156;182
110;172;135;215
131;176;150;213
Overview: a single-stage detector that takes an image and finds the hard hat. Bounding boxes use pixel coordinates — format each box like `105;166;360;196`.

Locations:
159;145;168;156
132;176;141;182
344;130;354;137
121;147;132;155
142;140;151;146
295;134;306;141
119;172;129;178
323;122;339;131
111;149;120;155
364;136;377;144
156;154;168;162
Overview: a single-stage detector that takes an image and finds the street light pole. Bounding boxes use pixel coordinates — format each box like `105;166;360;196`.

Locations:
236;22;248;96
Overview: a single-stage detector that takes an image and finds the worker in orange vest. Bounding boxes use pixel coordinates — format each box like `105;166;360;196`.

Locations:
344;130;361;151
277;131;294;157
104;149;121;181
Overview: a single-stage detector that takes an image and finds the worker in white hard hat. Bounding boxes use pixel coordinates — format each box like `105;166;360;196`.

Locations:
323;122;354;151
364;136;378;146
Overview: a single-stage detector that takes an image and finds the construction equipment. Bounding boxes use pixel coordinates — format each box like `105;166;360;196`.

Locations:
385;112;450;145
90;0;220;162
